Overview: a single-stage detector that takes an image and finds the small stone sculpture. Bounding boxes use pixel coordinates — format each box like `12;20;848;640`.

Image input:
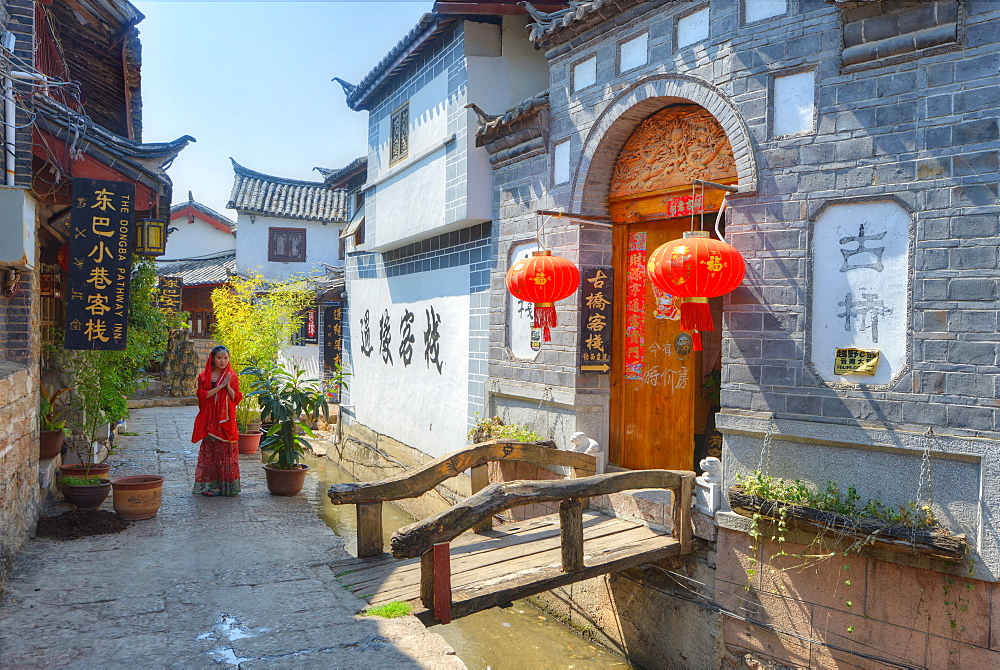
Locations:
569;431;605;475
699;456;721;483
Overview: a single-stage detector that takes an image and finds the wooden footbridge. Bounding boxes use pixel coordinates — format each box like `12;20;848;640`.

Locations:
327;440;694;624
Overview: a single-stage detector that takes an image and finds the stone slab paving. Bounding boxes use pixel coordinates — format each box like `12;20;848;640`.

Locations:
0;406;465;669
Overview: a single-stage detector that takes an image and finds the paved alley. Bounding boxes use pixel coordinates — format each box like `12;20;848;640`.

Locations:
0;406;464;669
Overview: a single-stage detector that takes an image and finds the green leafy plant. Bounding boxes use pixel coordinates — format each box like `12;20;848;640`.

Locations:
735;471;938;530
210;272;316;373
467;413;540;444
243;360;341;470
62;475;101;486
235;397;261;433
40;258;172;475
39;379;72;434
362;601;412;618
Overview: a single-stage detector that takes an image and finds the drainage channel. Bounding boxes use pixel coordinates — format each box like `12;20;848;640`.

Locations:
303;454;632;669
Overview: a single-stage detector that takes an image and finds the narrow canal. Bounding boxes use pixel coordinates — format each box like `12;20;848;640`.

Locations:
302;454;632;669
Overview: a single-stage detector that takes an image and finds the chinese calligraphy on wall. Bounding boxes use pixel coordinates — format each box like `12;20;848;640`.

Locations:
811;201;910;385
158;276;183;316
65;179;135;351
579;267;613;374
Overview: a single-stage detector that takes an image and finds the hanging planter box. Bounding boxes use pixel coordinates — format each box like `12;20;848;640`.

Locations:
728;485;968;563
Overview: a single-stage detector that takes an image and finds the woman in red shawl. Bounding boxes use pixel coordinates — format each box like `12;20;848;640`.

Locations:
192;345;243;496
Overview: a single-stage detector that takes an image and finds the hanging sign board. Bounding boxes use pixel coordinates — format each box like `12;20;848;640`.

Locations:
579;267;613;374
323;303;344;396
65;179;135;351
158;276;183;315
834;348;880;376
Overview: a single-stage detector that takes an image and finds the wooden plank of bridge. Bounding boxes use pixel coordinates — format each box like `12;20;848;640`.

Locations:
470;464;491;533
341;514;636;597
356;502;383;558
560;498;583;572
330;511;683;620
353;521;642;604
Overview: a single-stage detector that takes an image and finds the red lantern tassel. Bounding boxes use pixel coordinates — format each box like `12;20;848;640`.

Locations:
533;302;557;342
680;298;712;351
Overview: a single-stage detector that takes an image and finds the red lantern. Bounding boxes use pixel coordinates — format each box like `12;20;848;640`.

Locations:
506;250;580;342
647;231;745;351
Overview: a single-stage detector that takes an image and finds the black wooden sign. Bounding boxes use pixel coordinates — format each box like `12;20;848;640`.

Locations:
578;266;613;374
158;276;183;315
65;179;135;351
323;302;344;374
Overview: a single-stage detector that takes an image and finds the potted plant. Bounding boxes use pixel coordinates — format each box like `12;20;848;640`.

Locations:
235;395;263;454
244;360;342;496
110;474;165;519
39;379;72;460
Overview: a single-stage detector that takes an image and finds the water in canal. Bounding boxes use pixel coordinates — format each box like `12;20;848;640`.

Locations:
302;454;632;669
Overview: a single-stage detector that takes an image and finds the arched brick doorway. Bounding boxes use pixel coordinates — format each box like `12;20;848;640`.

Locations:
607;104;737;470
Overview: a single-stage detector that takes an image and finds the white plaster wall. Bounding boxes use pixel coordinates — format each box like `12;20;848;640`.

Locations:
507;241;540;359
773;70;816;136
348;265;471;458
810;201;910;386
163;215;235;260
677;7;710;48
370;71;450;250
280;344;321;384
234;212;343;280
501;15;549;103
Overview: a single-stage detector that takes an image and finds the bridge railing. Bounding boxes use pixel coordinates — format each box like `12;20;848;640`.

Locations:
327;439;598;558
390;469;694;623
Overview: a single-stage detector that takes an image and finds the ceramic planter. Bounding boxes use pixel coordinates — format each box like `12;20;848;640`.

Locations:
39;429;64;460
238;432;262;454
110;475;165;520
263;463;309;496
63;481;112;509
58;463;111;496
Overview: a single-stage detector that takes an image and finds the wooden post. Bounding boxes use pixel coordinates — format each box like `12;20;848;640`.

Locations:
420;549;435;609
672;474;693;554
471;464;492;533
433;542;452;624
559;497;584;572
356;502;383;558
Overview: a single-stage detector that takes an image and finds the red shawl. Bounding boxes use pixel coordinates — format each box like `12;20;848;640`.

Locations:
191;355;243;444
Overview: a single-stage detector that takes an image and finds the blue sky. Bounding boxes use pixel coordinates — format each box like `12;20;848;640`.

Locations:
134;1;431;216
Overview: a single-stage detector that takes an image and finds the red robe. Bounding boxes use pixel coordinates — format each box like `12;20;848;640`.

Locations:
191;362;243;444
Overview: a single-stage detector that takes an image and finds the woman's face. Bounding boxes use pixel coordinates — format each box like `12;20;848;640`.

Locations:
212;350;230;371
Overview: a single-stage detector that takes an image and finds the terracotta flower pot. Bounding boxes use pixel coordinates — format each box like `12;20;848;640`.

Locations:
263;463;309;496
110;475;165;520
247;420;262;434
63;481;112;509
39;429;64;460
238;432;262;454
58;463;111;496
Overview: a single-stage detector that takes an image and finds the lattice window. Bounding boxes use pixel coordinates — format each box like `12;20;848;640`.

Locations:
268;227;307;262
390;103;409;164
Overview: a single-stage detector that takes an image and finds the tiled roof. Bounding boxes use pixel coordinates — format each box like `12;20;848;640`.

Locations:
170;194;236;232
314;157;367;190
337;13;459;111
523;0;647;48
470;91;549;141
227;159;347;224
156;251;235;287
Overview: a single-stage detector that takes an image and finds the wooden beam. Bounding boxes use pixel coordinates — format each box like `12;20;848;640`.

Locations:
391;469;693;558
432;543;452;624
420;550;434;609
560;498;584;572
470;464;492;533
327;440;595;505
356;502;383;558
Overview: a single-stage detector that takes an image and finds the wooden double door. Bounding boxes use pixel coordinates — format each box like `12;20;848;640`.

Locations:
610;216;702;471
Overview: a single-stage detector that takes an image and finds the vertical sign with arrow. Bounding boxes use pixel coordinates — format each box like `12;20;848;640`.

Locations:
579;266;613;374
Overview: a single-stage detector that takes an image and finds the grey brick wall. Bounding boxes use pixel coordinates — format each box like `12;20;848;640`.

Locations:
489;0;1000;439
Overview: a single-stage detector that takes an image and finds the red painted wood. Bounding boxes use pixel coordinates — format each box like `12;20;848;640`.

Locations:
432;542;452;624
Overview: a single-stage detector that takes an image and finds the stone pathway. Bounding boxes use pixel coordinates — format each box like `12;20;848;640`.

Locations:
0;406;464;669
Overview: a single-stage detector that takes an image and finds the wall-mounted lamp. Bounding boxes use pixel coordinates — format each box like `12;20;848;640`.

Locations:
135;219;167;256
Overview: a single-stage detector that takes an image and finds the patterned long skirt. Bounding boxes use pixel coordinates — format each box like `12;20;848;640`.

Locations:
192;435;241;496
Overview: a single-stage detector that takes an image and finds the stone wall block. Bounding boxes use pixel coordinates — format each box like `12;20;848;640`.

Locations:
948;278;997;301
